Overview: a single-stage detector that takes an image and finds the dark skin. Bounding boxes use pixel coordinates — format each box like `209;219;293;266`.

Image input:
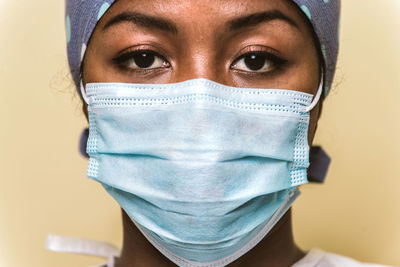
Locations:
82;0;323;266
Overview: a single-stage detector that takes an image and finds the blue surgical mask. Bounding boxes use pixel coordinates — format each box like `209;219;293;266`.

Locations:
81;78;322;267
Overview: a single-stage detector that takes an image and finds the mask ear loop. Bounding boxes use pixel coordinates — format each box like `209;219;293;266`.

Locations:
305;75;324;112
80;80;90;104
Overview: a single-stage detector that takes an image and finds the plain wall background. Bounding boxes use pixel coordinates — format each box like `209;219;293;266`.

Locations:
0;1;399;266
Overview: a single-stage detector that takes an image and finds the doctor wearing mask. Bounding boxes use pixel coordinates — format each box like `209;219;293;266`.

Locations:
46;0;395;266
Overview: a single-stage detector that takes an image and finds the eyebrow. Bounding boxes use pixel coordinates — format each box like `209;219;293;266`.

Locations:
103;12;178;34
228;10;299;31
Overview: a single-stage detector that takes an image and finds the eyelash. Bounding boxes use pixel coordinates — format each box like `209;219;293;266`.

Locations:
112;48;170;74
231;49;288;76
112;47;287;76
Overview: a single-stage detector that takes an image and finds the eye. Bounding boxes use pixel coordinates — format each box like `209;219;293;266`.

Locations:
231;51;286;73
113;49;170;70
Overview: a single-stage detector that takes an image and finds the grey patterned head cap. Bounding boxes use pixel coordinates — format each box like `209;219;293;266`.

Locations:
65;0;340;96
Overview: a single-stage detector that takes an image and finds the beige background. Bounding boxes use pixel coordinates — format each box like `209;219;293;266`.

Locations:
0;1;399;266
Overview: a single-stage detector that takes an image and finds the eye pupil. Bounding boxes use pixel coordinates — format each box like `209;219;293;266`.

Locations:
133;53;155;68
244;54;266;71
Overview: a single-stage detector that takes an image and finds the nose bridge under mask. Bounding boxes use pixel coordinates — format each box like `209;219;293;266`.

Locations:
80;75;324;113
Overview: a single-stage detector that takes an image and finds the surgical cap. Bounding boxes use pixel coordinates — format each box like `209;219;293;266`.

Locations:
65;0;340;96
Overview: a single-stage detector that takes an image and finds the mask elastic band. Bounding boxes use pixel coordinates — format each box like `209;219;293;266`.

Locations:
80;80;89;104
45;234;120;259
305;78;323;112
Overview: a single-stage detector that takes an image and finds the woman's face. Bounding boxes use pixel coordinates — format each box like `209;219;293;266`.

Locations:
83;0;321;143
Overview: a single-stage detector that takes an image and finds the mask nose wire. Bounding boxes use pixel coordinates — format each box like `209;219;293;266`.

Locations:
304;74;324;113
80;80;89;104
80;75;324;110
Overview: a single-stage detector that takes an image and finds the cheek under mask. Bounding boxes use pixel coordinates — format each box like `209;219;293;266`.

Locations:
81;78;322;267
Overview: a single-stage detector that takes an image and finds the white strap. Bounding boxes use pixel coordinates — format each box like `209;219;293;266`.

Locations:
46;234;120;260
107;256;116;267
305;76;324;112
80;80;90;104
89;257;116;267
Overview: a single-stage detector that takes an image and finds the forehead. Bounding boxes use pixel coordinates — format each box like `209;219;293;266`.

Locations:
109;0;291;15
96;0;310;35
